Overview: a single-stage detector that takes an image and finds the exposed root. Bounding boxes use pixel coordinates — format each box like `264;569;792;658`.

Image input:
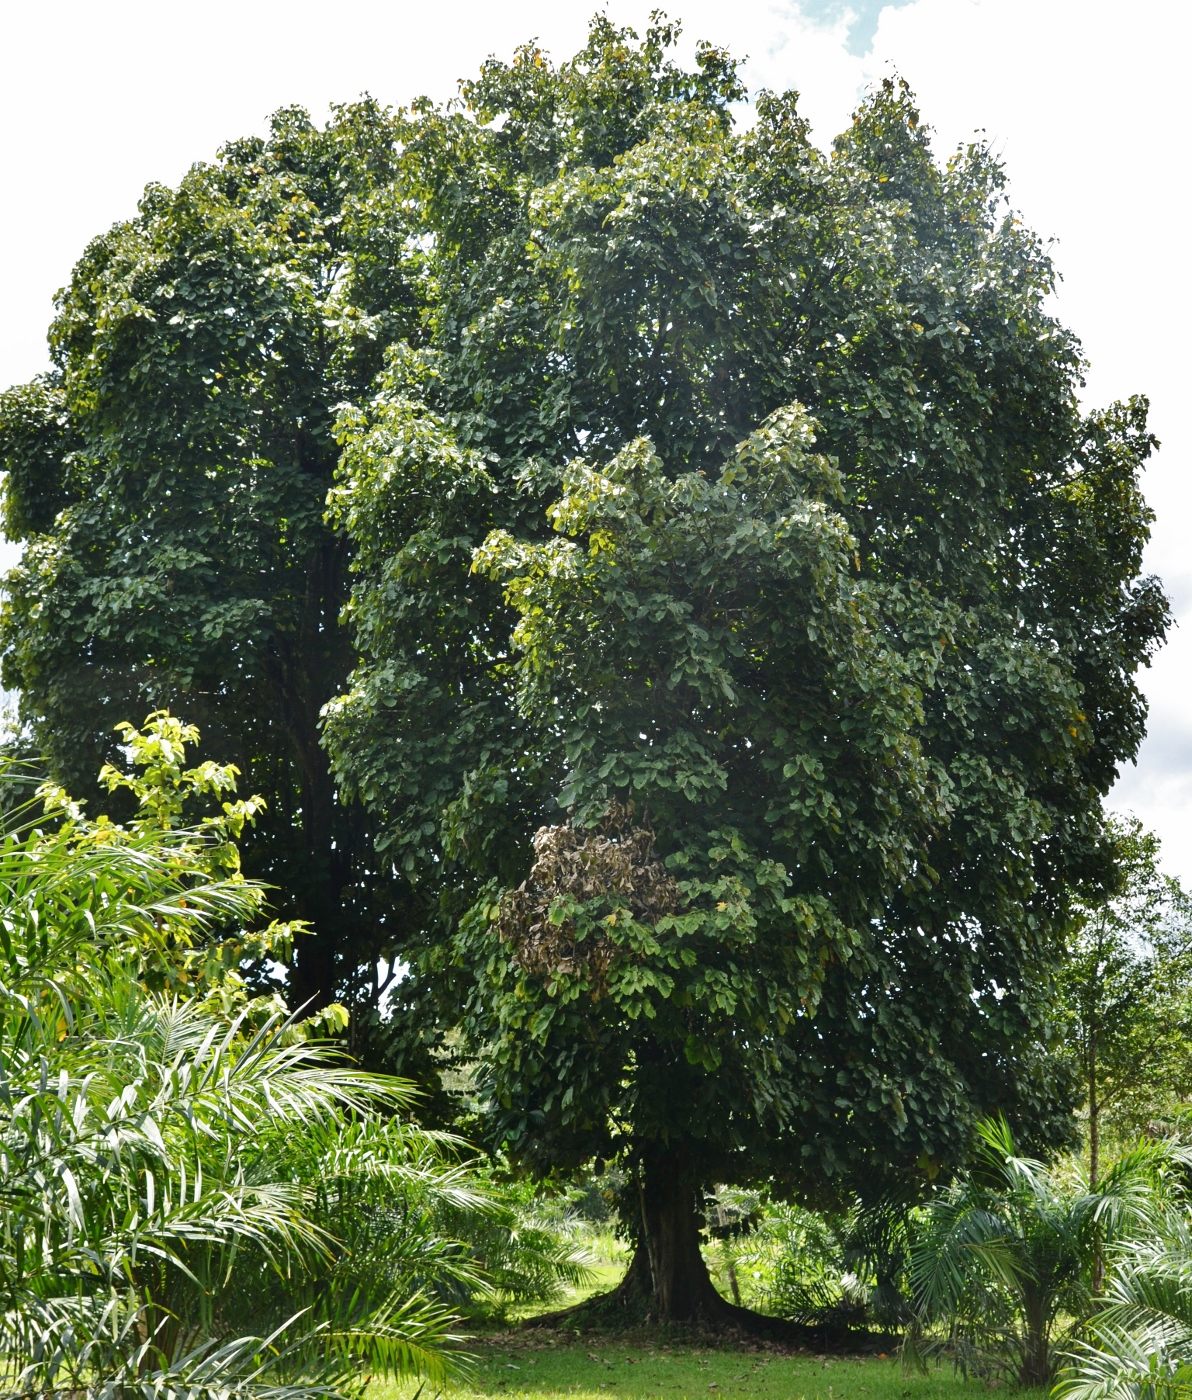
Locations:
522;1249;898;1353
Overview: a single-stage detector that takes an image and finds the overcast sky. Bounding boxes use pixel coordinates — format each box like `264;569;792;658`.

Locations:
3;0;1189;880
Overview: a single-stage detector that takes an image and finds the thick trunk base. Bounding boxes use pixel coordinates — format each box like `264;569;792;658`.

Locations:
525;1243;895;1349
527;1150;896;1349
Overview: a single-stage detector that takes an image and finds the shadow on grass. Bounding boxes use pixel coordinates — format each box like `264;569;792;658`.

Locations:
377;1333;1029;1400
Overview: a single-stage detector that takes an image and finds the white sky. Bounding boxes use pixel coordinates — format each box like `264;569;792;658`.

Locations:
3;0;1189;880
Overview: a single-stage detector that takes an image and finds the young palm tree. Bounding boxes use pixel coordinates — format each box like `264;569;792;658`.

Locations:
0;721;488;1395
1;990;471;1395
908;1117;1179;1387
0;754;477;1396
1055;1221;1192;1400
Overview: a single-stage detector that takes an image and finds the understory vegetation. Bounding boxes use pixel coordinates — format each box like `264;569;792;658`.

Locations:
0;718;588;1395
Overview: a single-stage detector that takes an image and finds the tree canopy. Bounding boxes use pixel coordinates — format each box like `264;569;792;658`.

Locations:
0;16;1169;1324
321;20;1168;1318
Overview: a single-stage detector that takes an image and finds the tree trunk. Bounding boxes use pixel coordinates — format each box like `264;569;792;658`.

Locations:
635;1149;725;1322
281;718;341;1014
533;1149;729;1325
1089;1029;1105;1295
290;909;337;1013
1088;1029;1100;1193
527;1150;893;1346
280;533;354;1018
1019;1296;1052;1388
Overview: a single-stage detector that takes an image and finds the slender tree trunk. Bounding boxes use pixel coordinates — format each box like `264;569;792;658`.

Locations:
724;1252;743;1307
1088;1029;1105;1295
713;1197;743;1306
282;533;354;1017
285;721;342;1014
1088;1029;1100;1192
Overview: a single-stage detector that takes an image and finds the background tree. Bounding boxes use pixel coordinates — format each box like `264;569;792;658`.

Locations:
1055;815;1192;1188
0;101;427;1054
323;20;1168;1322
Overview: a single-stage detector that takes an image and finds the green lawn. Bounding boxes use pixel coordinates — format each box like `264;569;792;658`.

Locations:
374;1337;1039;1400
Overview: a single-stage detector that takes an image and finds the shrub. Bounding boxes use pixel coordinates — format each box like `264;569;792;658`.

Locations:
908;1118;1181;1387
0;716;584;1394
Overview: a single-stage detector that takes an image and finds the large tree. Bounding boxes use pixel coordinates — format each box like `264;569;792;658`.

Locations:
322;21;1168;1322
0;17;1169;1324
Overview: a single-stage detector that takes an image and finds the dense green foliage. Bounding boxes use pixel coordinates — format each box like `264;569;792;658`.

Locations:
0;717;591;1394
0;14;1170;1323
0;722;455;1393
704;1188;909;1331
0;100;420;1048
322;20;1166;1309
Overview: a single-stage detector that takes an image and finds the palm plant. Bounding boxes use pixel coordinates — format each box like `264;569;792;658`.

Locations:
432;1179;594;1320
908;1117;1177;1387
244;1117;593;1329
1054;1221;1192;1399
1;993;470;1395
0;721;481;1396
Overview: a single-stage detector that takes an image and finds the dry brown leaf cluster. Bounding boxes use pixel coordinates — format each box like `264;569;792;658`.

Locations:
498;803;679;991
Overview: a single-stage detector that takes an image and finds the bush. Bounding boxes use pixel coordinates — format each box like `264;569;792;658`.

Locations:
908;1118;1183;1387
0;716;587;1394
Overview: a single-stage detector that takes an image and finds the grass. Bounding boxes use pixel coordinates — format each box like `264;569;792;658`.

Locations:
374;1336;1043;1399
379;1228;1047;1399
